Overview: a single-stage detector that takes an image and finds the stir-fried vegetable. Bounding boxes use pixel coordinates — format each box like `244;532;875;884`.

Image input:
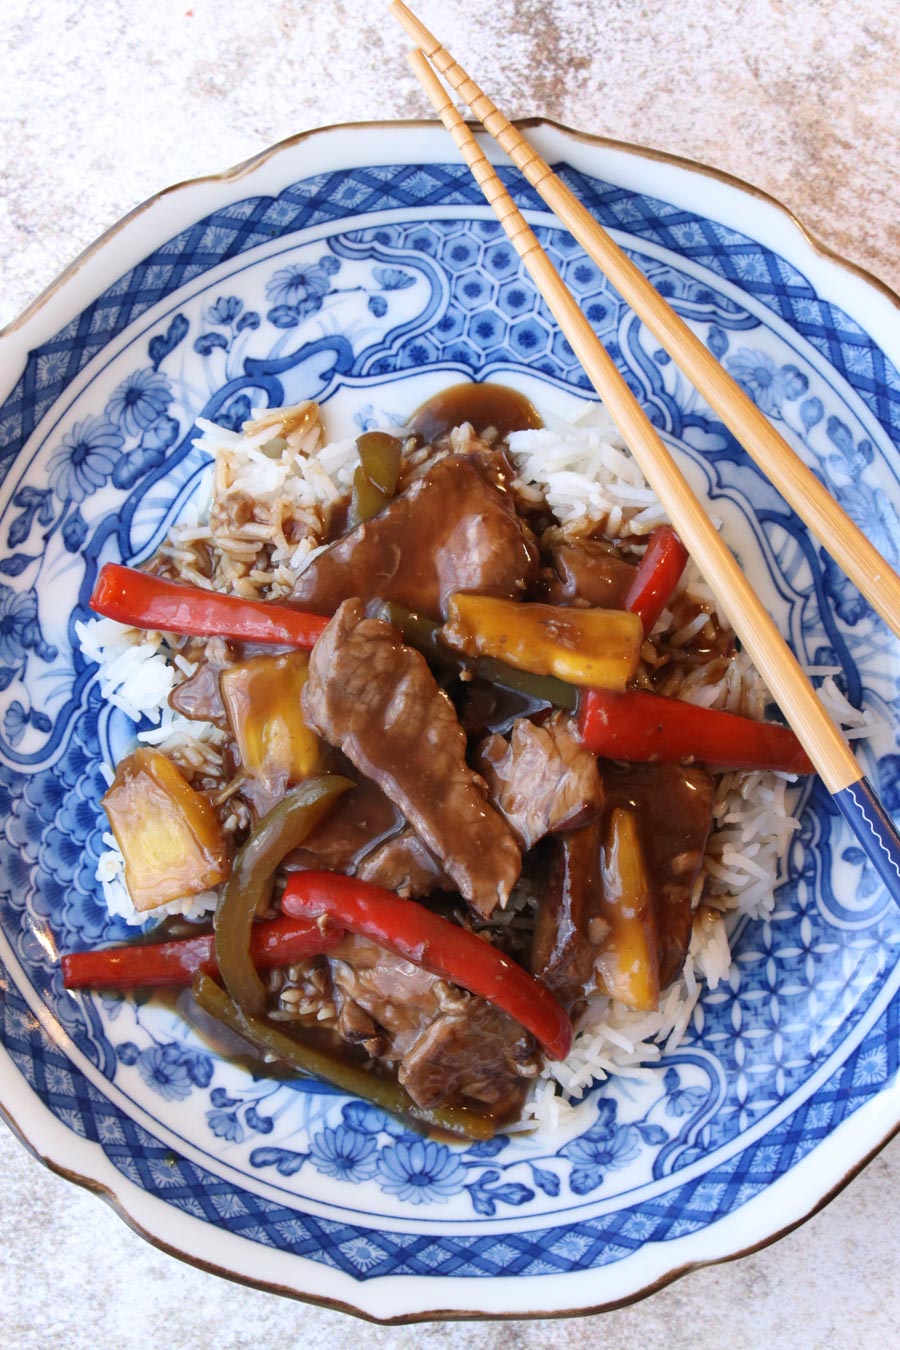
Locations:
594;808;660;1012
91;563;328;648
282;871;574;1061
61;914;343;991
625;526;689;634
220;651;320;809
579;688;814;773
378;601;579;711
192;972;496;1140
77;385;801;1134
102;748;231;912
349;431;404;526
214;777;352;1018
444;594;643;690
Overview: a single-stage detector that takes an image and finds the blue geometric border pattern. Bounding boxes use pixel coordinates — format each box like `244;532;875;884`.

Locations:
1;152;899;1281
2;161;898;489
2;973;896;1279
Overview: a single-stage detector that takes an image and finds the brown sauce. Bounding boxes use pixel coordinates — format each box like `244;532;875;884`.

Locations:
408;381;542;444
106;383;733;1133
286;760;405;874
602;762;714;987
537;540;637;609
456;676;552;739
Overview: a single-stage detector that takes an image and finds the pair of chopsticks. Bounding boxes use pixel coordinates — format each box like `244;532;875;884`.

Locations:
390;0;900;902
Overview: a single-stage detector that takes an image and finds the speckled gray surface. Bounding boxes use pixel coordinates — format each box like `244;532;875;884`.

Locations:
1;0;899;1344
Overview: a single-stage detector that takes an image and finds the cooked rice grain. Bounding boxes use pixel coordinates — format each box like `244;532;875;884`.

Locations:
78;395;880;1131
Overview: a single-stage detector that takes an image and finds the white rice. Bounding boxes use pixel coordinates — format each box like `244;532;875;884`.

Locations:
508;402;670;537
79;395;877;1128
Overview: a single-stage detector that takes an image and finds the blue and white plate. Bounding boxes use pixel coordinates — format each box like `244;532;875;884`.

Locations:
0;121;898;1321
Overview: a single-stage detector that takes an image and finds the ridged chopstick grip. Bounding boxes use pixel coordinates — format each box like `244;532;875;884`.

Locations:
390;0;900;640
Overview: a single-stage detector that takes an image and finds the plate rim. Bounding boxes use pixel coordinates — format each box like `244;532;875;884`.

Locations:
1;116;897;352
1;114;899;1320
3;1044;898;1323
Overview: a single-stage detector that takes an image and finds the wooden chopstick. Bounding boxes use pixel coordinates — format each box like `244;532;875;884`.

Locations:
404;46;900;900
390;0;900;641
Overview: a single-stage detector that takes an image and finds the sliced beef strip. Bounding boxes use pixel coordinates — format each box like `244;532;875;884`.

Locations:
398;1000;538;1118
168;636;233;726
538;539;636;609
286;755;450;899
475;711;604;851
356;827;451;897
303;599;522;917
326;933;444;1059
603;762;714;988
287;767;405;874
324;934;536;1115
531;817;604;1012
290;451;539;618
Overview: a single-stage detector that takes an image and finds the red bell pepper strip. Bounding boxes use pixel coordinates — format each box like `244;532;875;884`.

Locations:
624;526;689;634
579;687;814;774
61;913;343;991
91;563;328;649
282;872;573;1061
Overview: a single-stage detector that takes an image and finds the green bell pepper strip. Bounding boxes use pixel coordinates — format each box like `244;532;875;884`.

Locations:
358;431;403;494
213;776;353;1018
349;432;403;526
192;972;495;1141
377;601;578;712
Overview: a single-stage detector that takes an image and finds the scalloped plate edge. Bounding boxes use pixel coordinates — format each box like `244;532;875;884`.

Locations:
2;1037;898;1321
1;117;899;1319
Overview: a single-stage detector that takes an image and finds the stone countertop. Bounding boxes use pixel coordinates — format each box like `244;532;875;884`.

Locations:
1;1;898;1345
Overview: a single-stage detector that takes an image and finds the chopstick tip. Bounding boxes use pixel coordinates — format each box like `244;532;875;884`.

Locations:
388;0;440;56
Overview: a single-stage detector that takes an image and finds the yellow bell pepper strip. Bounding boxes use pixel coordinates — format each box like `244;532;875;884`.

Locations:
579;688;815;773
377;601;579;711
443;594;643;691
594;808;661;1012
61;913;344;992
91;563;328;648
624;526;689;635
213;776;352;1019
192;972;496;1141
349;431;404;526
282;871;573;1061
220;651;320;812
102;748;231;912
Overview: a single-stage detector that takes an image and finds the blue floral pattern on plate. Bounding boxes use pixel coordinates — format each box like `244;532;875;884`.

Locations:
0;134;898;1308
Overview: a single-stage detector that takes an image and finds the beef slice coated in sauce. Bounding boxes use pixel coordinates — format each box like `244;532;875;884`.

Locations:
475;711;604;850
290;451;539;617
532;763;714;1006
168;637;233;726
287;769;404;871
356;827;451;896
288;768;450;899
302;598;522;916
604;762;713;988
538;539;637;608
398;999;537;1117
531;817;605;1012
325;934;536;1116
326;933;446;1060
